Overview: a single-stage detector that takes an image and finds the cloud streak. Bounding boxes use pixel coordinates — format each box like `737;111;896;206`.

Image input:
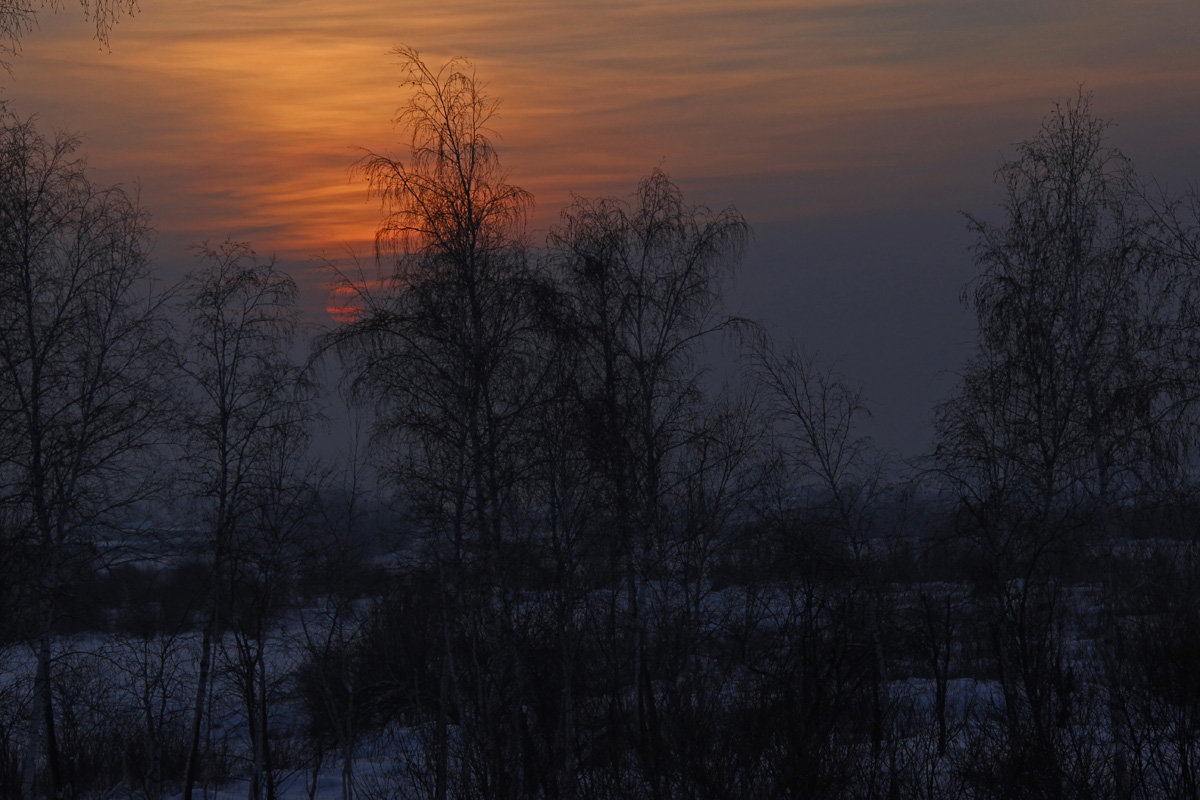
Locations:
9;0;1200;262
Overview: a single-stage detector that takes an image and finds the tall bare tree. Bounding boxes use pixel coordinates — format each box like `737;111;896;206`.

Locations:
547;168;749;795
933;91;1174;799
172;241;311;800
332;47;549;799
937;91;1171;538
0;112;162;799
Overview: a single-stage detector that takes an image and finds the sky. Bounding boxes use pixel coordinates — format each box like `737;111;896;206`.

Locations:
6;0;1200;455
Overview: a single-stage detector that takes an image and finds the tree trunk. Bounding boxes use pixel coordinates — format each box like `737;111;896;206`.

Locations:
260;648;276;800
35;624;61;800
436;652;448;800
183;621;214;800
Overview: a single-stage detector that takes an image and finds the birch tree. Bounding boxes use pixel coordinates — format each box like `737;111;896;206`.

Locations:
934;91;1172;799
0;112;163;799
172;241;311;800
333;47;547;799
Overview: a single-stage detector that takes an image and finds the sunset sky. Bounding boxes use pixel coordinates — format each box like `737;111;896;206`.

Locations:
7;0;1200;454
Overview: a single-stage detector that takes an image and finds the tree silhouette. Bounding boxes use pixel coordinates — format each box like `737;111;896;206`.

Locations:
171;241;312;800
547;168;749;795
934;90;1179;799
333;47;548;799
0;111;163;799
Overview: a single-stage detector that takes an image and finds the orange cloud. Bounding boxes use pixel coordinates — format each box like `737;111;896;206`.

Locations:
10;0;1200;280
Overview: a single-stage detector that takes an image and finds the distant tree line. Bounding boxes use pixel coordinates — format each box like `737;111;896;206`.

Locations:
4;49;1200;800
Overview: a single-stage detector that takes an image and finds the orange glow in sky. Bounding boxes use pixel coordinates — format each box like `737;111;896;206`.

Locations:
7;0;1200;317
9;0;1200;452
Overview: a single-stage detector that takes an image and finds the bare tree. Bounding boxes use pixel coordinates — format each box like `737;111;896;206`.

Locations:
220;410;318;800
750;334;901;795
751;335;886;558
547;168;749;795
0;112;163;799
332;47;549;799
933;90;1175;799
938;91;1173;535
171;241;312;800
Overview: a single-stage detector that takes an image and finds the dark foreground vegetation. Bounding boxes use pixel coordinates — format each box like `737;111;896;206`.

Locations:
5;48;1200;800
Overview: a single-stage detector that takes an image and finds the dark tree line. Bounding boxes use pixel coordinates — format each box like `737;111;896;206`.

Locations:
5;51;1200;800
